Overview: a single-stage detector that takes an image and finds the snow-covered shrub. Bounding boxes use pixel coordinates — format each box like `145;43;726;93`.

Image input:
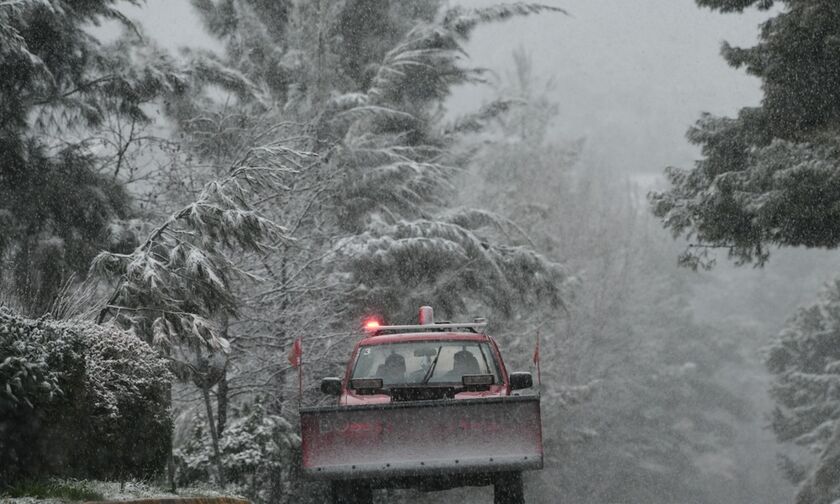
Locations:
174;399;311;504
0;309;173;484
0;310;66;410
80;321;174;479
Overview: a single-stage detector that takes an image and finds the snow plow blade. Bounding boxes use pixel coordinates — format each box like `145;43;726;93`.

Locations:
300;395;542;479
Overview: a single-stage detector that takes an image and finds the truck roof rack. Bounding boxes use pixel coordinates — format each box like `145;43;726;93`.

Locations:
364;321;487;336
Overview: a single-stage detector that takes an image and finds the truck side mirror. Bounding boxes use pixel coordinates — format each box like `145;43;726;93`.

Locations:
509;372;533;390
320;377;342;396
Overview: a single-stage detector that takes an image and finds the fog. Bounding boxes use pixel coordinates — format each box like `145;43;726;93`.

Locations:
453;0;769;176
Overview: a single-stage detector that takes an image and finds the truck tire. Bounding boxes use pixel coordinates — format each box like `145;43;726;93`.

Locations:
494;472;525;504
331;481;373;504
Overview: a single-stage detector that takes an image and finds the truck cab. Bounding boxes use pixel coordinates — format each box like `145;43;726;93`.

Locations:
321;329;534;406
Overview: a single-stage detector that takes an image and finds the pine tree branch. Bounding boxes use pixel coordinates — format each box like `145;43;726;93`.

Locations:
32;75;120;106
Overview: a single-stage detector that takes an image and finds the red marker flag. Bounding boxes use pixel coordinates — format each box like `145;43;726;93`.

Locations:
288;337;303;406
533;331;542;387
288;337;302;368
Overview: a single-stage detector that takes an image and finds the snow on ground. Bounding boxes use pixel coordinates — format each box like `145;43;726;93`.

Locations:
0;480;240;503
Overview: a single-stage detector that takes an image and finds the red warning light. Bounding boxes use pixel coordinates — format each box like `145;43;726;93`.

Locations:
364;319;381;331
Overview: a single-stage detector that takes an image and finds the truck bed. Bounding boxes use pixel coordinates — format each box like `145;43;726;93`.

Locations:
300;395;543;480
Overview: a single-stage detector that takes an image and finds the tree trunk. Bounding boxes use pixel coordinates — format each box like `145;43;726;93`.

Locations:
270;246;290;414
165;359;176;493
217;316;229;435
217;368;228;435
168;449;176;493
202;382;225;488
315;0;325;108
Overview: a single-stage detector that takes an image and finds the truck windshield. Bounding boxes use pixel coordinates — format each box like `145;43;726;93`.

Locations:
351;341;501;386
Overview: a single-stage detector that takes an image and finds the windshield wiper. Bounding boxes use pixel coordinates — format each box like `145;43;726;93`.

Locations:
421;346;442;384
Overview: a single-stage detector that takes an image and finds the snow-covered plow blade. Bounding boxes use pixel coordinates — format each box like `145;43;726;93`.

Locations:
300;396;542;479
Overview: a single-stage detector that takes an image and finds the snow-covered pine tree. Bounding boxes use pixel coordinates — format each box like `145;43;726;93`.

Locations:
323;3;571;322
767;278;840;503
92;157;299;353
154;1;340;425
0;0;191;315
92;138;310;485
650;0;840;269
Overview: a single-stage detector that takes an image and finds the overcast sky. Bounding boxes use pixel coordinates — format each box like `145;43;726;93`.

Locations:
451;0;774;181
116;0;773;181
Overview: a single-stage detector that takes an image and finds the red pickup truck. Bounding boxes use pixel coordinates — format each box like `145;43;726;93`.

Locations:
300;307;543;504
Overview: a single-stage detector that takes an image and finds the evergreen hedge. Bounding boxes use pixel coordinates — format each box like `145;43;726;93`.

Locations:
0;308;173;484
